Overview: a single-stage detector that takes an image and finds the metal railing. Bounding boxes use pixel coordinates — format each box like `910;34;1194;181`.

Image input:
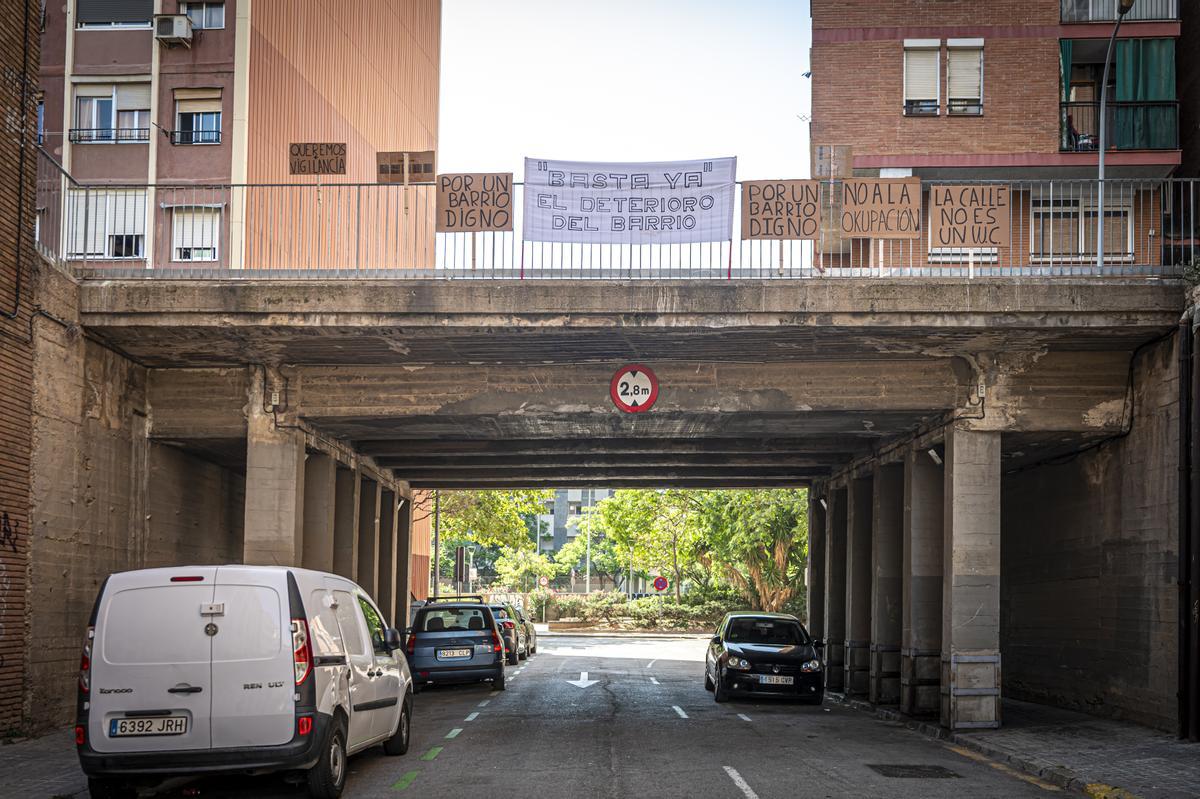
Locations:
170;129;222;145
1061;101;1180;151
1060;0;1178;21
33;149;1195;280
67;127;151;143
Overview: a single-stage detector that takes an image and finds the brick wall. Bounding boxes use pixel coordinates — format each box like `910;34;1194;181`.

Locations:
1001;337;1180;732
811;0;1059;29
0;0;40;732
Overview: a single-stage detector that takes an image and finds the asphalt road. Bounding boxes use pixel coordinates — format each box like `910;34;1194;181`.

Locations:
147;634;1058;798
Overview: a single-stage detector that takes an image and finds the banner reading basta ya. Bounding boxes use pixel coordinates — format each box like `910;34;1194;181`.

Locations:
523;157;736;245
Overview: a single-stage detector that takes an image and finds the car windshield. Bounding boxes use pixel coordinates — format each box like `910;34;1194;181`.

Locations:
417;607;490;633
726;618;807;646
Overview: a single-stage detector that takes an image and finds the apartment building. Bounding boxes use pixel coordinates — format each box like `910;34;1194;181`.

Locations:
535;488;615;554
809;0;1183;271
38;0;440;269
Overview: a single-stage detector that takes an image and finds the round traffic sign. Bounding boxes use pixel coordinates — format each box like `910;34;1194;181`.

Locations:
610;364;659;413
539;576;549;587
653;576;669;592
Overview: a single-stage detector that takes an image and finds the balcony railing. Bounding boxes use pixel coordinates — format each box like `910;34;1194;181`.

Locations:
33;148;1197;280
68;127;150;143
1061;101;1179;151
171;129;222;145
1060;0;1178;22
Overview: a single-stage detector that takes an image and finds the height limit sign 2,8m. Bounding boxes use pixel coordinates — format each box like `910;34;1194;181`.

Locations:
610;364;659;413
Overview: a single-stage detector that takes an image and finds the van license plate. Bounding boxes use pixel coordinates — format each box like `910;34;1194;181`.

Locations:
758;675;794;686
438;648;472;659
109;716;188;737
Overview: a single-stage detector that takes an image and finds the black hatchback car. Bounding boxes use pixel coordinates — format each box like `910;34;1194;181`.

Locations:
704;612;823;703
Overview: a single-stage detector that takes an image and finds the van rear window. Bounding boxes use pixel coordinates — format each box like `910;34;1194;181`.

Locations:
102;586;212;665
417;608;490;633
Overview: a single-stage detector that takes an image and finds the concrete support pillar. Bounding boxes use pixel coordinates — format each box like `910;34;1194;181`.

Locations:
396;495;413;629
807;492;827;641
902;447;944;716
844;476;873;696
823;487;847;692
941;426;1002;730
357;476;380;597
332;467;360;580
243;372;305;565
377;489;397;626
301;452;337;573
870;465;903;705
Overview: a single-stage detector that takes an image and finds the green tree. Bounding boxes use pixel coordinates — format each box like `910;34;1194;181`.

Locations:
589;489;702;601
493;549;562;592
554;513;624;587
414;489;553;583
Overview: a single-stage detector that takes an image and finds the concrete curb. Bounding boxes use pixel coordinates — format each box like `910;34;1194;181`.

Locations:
825;694;1143;798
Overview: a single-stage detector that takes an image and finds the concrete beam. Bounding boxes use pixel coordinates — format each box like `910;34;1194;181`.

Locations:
147;368;249;439
844;476;873;697
823;487;848;692
243;371;305;566
301;451;337;573
356;437;867;458
332;466;359;580
870;464;903;705
902;447;944;717
941;426;1002;730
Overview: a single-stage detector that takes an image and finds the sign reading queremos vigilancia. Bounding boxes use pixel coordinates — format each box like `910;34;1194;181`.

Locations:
523;157;737;244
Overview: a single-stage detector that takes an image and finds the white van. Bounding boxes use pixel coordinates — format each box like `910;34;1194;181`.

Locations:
76;565;413;799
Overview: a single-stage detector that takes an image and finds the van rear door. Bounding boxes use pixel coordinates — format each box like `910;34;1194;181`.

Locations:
89;567;217;753
209;566;296;748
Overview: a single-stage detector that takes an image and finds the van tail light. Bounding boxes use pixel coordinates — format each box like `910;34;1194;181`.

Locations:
297;715;313;736
502;620;515;630
406;630;416;657
491;629;503;653
75;725;86;746
79;626;94;695
291;618;312;685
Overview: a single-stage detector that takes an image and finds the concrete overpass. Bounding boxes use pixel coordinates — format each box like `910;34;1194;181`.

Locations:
27;269;1193;736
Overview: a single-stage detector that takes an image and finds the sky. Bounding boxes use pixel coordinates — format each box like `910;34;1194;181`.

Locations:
438;0;812;180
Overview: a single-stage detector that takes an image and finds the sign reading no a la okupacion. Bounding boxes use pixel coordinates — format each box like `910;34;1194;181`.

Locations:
523;157;737;245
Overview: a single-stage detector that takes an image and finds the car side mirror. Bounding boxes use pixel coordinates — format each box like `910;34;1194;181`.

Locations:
711;635;721;645
384;627;403;651
812;639;825;650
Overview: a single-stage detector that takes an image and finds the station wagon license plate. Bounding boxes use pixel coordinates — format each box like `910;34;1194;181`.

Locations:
109;716;188;737
758;675;794;686
438;648;472;659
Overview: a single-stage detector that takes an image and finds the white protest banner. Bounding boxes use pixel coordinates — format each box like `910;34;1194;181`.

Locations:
523;157;737;244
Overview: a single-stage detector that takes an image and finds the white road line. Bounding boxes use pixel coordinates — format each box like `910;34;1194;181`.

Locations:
477;700;490;707
672;705;688;719
737;713;752;722
650;677;660;685
646;660;657;668
445;728;462;739
465;712;479;722
723;766;760;799
489;691;499;697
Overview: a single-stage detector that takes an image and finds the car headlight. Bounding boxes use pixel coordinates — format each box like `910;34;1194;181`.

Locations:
800;659;822;672
727;657;751;671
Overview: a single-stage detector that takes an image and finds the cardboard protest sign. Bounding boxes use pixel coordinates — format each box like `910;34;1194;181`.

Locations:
840;178;921;238
741;180;820;240
377;150;436;184
289;142;346;175
436;173;514;232
927;185;1010;249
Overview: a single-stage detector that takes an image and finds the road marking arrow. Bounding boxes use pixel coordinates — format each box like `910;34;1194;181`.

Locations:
566;671;599;688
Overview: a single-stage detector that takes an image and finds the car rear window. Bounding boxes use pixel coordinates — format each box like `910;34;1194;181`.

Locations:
726;618;807;646
489;606;510;620
418;607;491;633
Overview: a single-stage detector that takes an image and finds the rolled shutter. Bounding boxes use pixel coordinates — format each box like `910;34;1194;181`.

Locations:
904;49;939;103
74;83;113;98
948;49;982;101
116;83;151;110
173;207;221;251
108;191;146;236
77;0;153;25
67;191;105;255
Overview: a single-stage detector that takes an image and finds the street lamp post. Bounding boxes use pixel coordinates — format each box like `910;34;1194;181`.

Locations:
1096;0;1136;272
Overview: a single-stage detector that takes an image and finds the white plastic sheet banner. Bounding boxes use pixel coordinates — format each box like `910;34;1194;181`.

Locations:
522;157;737;244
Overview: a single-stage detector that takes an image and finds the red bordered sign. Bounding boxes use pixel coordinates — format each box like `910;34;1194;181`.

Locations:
653;576;669;592
610;364;659;413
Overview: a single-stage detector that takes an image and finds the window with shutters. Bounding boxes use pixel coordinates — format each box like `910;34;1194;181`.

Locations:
180;1;224;29
947;42;983;115
76;0;152;28
171;206;221;261
173;89;222;144
903;42;940;116
67;190;147;259
115;83;151;141
1031;199;1132;261
72;84;114;142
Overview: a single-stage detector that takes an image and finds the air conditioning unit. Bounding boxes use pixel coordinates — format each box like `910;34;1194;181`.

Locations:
154;14;193;47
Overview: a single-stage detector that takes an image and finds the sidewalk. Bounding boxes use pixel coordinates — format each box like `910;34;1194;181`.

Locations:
0;727;85;797
834;695;1200;799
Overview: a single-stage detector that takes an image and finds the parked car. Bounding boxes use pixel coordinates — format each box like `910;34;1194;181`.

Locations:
406;598;507;691
76;565;413;799
513;606;537;657
704;612;824;704
488;602;527;664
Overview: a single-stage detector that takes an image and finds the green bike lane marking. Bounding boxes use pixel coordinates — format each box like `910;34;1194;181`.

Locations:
420;745;444;761
392;770;420;790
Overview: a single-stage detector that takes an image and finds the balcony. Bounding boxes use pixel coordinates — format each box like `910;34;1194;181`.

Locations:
1060;0;1178;22
68;127;150;143
171;129;222;145
1060;101;1179;151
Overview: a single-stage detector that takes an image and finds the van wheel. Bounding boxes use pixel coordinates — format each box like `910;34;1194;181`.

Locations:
88;777;134;799
383;695;411;756
307;721;348;799
493;665;506;691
